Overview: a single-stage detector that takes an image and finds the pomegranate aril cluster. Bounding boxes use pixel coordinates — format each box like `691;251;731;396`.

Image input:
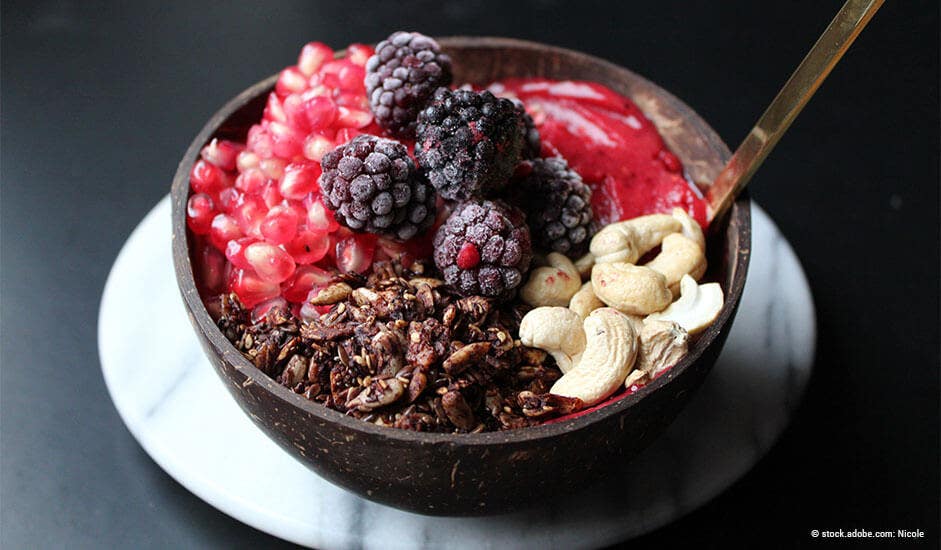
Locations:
187;41;387;313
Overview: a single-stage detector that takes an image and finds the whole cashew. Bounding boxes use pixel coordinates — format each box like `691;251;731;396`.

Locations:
671;207;705;252
590;214;681;264
569;281;604;320
644;233;707;297
519;306;586;373
591;262;673;315
520;252;581;307
550;308;638;406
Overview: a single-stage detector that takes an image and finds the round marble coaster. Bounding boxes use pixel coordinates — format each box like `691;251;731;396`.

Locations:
99;196;814;550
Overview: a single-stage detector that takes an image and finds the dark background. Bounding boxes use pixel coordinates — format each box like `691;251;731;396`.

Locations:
2;1;938;547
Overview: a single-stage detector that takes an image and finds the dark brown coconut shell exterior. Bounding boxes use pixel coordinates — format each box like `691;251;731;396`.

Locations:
171;37;751;516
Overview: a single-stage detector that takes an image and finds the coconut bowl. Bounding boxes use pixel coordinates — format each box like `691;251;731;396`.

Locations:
171;36;750;516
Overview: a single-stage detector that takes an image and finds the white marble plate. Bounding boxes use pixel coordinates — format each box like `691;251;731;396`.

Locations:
99;196;815;550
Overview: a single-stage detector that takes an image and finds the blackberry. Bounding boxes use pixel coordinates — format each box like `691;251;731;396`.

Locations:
433;199;532;300
416;89;525;201
365;32;453;138
510;157;595;255
319;135;436;241
512;99;542;159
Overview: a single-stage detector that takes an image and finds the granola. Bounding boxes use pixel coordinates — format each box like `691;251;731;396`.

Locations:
217;259;580;432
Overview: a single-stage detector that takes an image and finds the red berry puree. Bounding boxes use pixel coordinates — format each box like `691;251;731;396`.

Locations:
494;78;707;228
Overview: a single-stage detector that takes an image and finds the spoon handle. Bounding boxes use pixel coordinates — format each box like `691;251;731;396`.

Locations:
706;0;884;223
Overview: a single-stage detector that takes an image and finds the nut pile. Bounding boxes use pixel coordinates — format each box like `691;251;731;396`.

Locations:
217;259;581;433
518;207;725;406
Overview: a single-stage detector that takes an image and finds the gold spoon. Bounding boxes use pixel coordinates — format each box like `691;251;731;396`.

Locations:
707;0;884;224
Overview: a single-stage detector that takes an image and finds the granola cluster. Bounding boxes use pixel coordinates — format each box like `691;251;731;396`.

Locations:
217;260;582;432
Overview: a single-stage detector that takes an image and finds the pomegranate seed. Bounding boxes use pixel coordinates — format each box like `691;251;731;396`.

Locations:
244;242;296;284
268;121;304;159
233;195;267;238
375;237;412;263
297;42;333;77
281;93;311;132
283;199;308;223
335;234;376;274
285;229;330;264
236;150;260;171
333;91;370;110
320;72;340;89
336;64;365;92
306;198;339;232
336;107;372;129
260;181;283;209
299;301;321;321
186;193;215;235
303;95;338;130
225;237;258;270
456;242;481;269
334;128;362;144
234;168;267;194
216;187;239;212
252;296;289;323
319;59;346;76
228;267;280;308
247;125;274;158
345;43;373;66
281;264;333;302
264;93;288;123
279;162;321;199
190;159;226;194
305;82;328;97
194;241;226;293
200;138;243;170
209;213;243;251
259;157;287;180
275;66;308;97
299;293;333;319
260;204;299;244
303;134;334;162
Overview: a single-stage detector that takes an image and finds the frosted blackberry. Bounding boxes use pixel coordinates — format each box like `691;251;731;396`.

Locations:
319;135;436;241
365;32;453;138
510;157;595;255
416;89;525;201
433;199;532;300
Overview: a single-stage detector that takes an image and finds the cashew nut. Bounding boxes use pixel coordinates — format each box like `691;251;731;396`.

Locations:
520;252;581;307
672;207;705;252
634;320;688;382
644;233;707;297
569;281;604;320
519;307;586;373
591;262;673;315
590;214;681;264
550;308;638;406
574;252;595;280
646;274;724;334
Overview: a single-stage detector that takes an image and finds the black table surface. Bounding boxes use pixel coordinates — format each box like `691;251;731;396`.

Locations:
2;1;938;548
